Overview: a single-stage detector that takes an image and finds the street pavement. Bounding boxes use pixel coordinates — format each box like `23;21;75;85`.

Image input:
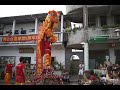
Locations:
69;75;79;85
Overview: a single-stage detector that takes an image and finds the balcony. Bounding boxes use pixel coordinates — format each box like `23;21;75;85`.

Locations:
0;32;63;46
65;28;85;45
64;27;120;46
54;32;62;43
88;27;120;43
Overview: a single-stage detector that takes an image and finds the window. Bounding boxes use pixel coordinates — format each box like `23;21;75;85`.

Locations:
6;31;10;34
51;57;55;67
29;29;35;32
54;22;61;32
88;16;96;27
114;15;120;25
21;30;26;34
14;30;19;34
100;16;107;26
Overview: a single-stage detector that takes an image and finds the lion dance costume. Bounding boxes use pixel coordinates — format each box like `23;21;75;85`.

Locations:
36;10;59;75
4;64;13;85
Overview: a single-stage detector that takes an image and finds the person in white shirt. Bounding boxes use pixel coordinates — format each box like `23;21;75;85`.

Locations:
101;65;106;77
78;61;84;80
104;59;112;68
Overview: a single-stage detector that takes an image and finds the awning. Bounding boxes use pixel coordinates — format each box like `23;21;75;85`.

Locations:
89;35;120;44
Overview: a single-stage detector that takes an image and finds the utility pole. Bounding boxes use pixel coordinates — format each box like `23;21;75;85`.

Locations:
83;5;88;41
83;5;89;70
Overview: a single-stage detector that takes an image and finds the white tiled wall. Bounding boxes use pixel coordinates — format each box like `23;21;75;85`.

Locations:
0;45;65;67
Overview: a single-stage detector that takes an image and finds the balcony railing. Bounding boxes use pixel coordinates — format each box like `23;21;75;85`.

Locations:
87;28;120;44
87;28;119;40
0;32;63;46
54;32;62;43
66;29;85;45
63;27;120;45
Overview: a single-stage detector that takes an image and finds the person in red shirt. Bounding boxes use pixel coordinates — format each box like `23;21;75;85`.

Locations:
90;70;96;81
15;57;25;85
4;60;13;85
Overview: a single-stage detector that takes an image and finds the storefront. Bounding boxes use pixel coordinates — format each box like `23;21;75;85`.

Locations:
89;36;120;69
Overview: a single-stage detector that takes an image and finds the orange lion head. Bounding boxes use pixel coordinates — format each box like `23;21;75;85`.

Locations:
48;10;60;17
48;10;60;23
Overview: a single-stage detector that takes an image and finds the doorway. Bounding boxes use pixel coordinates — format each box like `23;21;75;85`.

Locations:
70;55;80;75
89;59;95;70
22;57;31;69
51;57;55;68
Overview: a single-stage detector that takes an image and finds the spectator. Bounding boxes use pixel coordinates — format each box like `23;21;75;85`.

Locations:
101;64;106;77
90;80;105;85
117;70;120;85
62;70;70;83
78;61;84;80
81;71;91;85
112;69;119;85
8;30;12;35
90;70;96;81
100;64;103;70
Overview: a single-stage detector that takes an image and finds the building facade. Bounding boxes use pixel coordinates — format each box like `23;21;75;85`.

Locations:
64;5;120;71
0;12;65;79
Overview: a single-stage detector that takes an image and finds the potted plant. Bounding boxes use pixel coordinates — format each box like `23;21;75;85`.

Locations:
92;25;96;30
72;27;80;34
65;27;71;33
101;25;109;31
53;60;63;76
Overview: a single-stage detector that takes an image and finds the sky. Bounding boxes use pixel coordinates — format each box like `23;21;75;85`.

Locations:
0;5;66;18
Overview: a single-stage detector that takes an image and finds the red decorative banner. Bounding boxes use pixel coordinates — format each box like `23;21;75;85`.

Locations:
2;35;38;42
36;25;44;75
36;40;42;75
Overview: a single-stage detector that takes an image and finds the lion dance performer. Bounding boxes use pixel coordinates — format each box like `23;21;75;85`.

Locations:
36;10;60;75
15;57;25;85
4;60;13;85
